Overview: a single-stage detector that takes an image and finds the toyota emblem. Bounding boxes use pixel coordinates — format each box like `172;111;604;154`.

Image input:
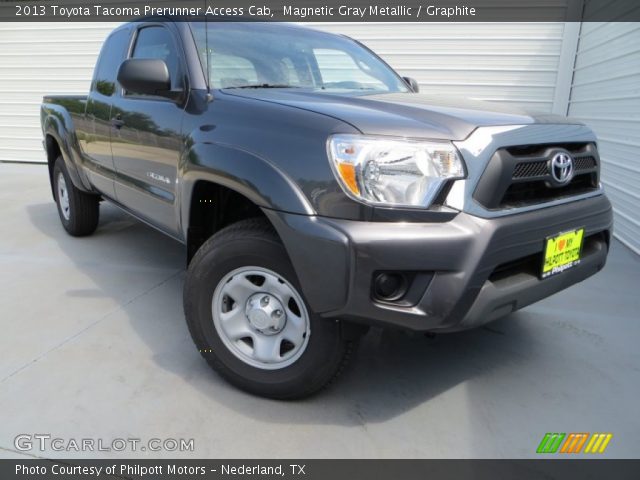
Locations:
550;152;574;185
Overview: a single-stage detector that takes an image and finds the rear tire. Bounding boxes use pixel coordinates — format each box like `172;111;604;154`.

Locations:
184;218;354;399
53;157;99;236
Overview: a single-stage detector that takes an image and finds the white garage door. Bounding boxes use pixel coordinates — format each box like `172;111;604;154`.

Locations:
314;22;567;111
0;23;120;163
0;21;570;163
568;23;640;254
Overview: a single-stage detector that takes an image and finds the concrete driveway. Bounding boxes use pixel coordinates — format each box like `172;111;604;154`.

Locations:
1;163;638;459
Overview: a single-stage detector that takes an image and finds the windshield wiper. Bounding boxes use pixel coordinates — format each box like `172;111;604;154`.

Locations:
225;84;301;89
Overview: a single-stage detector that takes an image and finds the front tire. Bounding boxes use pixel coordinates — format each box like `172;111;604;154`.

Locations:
53;157;99;236
184;218;353;399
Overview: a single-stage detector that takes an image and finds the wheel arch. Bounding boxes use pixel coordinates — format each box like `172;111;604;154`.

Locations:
42;108;92;197
44;134;63;199
180;142;315;260
184;179;273;263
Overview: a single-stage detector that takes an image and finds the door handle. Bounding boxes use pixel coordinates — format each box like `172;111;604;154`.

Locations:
111;115;125;129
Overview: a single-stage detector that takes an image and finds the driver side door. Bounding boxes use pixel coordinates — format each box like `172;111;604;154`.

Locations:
110;24;187;237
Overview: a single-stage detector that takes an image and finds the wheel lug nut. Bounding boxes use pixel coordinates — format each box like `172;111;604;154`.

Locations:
261;296;270;306
273;309;283;318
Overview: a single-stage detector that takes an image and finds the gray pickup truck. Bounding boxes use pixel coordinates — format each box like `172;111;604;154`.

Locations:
41;19;612;398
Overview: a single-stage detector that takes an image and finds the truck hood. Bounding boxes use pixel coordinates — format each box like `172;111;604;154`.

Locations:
222;90;582;140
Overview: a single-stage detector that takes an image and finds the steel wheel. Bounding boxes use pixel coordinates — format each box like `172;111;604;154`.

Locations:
212;266;310;370
57;172;71;221
186;218;356;398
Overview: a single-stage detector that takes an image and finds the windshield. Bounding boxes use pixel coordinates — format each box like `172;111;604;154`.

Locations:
189;22;409;93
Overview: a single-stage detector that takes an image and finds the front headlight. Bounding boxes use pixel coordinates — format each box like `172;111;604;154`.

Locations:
328;134;465;208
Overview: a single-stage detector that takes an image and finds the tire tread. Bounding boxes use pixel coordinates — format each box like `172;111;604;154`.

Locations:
54;157;99;236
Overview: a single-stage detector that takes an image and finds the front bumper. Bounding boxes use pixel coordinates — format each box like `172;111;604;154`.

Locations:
265;194;613;332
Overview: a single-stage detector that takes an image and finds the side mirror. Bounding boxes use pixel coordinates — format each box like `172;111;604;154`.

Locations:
117;58;171;96
403;76;419;93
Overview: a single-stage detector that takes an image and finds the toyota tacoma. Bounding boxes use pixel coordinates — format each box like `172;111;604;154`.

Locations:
41;19;613;398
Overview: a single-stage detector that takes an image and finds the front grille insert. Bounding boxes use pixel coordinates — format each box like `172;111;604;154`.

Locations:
502;173;598;208
573;156;597;171
512;155;597;180
473;142;600;209
512;161;548;179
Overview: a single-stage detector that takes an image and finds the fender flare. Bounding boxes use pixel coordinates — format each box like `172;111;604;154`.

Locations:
179;142;315;240
42;108;92;194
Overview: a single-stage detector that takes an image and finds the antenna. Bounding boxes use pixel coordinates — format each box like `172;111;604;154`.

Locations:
204;1;212;101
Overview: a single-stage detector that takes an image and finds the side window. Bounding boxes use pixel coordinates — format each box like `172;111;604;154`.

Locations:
129;26;182;93
92;29;130;97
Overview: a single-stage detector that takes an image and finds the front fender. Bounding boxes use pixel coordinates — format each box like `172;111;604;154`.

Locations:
180;142;314;239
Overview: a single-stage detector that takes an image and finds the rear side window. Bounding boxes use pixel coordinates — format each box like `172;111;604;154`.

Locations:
92;29;130;97
130;26;182;92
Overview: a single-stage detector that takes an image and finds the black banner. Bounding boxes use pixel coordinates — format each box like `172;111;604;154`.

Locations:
1;0;640;22
2;459;640;480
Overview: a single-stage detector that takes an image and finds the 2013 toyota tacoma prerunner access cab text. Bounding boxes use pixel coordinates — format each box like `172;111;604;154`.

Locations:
41;19;613;398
